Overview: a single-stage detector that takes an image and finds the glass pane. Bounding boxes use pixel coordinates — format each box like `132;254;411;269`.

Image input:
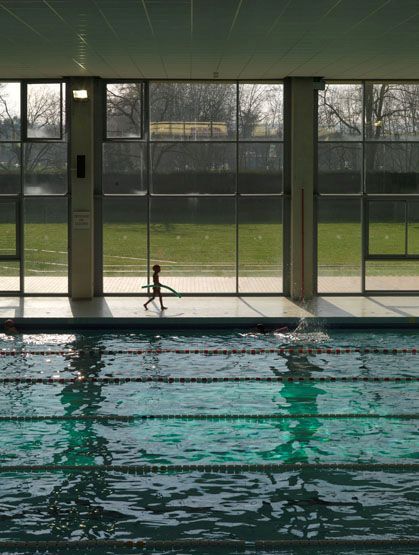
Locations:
150;197;235;293
407;202;419;255
365;143;419;194
239;84;283;140
150;82;236;140
27;83;62;139
366;260;419;291
318;143;362;194
368;201;405;255
318;84;362;141
365;83;419;141
0;202;16;256
24;198;68;293
23;143;67;195
0;143;20;194
151;143;235;194
103;142;146;194
106;83;142;138
238;198;282;293
317;199;361;293
0;82;20;140
238;143;282;194
0;260;19;291
103;198;147;293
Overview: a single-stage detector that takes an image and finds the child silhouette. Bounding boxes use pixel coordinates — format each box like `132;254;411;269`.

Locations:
144;264;167;311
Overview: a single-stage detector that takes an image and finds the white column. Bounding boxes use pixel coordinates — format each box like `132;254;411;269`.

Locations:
288;78;315;300
69;78;95;299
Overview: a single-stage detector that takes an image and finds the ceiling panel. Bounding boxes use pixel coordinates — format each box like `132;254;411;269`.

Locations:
0;0;418;78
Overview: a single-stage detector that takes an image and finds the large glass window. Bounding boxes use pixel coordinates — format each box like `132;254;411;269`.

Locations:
102;80;284;294
27;83;63;139
238;198;282;292
150;82;236;141
318;143;362;194
317;199;361;293
106;83;142;139
365;260;419;291
24;198;68;293
318;84;362;141
239;84;283;140
238;143;283;194
103;198;147;294
318;81;419;294
0;80;68;295
23;143;67;195
150;197;236;293
0;143;20;194
365;143;419;194
103;142;146;195
365;83;419;141
0;82;21;141
0;202;17;256
151;143;236;195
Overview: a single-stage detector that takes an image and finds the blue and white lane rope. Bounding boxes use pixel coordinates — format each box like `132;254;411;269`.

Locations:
2;346;419;356
0;413;418;422
0;463;418;473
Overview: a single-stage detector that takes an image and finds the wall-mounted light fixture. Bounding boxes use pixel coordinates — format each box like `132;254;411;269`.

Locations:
72;89;88;101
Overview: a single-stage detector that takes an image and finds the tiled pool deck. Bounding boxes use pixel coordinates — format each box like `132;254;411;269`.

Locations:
1;295;419;328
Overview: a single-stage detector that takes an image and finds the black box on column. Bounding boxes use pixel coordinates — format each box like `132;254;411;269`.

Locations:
76;155;86;178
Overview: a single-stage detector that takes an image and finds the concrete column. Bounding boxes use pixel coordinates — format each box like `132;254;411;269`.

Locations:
69;77;95;299
287;78;315;300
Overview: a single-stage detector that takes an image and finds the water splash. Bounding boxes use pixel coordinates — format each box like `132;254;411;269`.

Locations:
288;316;330;344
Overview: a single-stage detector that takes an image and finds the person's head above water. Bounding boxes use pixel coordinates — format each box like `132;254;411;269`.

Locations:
255;323;266;334
152;264;161;273
4;319;17;334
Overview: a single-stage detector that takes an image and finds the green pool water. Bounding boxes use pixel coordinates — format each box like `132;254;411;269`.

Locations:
0;328;418;554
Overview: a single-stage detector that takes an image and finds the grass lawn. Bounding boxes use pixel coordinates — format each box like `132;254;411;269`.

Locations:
0;222;418;279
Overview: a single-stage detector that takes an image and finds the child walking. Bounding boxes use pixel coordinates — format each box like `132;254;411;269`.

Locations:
144;264;167;311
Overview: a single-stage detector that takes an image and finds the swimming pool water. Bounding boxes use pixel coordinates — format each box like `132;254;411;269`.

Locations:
0;328;418;554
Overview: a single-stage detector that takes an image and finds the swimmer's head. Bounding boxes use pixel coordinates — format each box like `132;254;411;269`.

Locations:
256;323;266;334
152;264;161;273
4;319;17;334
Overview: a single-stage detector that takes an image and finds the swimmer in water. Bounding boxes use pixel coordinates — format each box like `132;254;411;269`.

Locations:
3;319;17;335
241;323;289;337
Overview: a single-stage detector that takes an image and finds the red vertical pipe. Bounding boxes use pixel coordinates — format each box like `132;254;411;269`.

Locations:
301;188;305;300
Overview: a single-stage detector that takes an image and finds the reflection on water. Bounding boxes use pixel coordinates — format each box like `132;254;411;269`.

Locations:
0;329;417;545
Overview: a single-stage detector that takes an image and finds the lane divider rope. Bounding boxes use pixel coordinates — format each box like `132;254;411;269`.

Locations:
0;376;417;384
1;347;419;356
0;538;417;549
1;413;417;422
0;463;418;473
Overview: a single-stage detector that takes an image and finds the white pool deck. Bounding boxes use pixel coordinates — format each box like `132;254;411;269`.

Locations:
1;295;419;327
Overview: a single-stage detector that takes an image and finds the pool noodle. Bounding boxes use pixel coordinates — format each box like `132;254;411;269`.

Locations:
142;284;182;298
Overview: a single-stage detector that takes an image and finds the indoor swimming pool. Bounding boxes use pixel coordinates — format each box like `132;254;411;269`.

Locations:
0;327;418;554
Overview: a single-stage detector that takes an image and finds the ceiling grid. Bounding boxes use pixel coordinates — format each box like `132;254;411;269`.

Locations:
0;0;417;79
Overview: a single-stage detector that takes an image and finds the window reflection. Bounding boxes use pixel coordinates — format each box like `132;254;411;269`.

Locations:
150;82;236;141
318;84;362;141
239;84;283;139
24;143;67;195
106;83;142;139
0;82;20;141
365;83;419;141
318;143;362;194
365;143;419;194
151;143;236;194
27;83;63;139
